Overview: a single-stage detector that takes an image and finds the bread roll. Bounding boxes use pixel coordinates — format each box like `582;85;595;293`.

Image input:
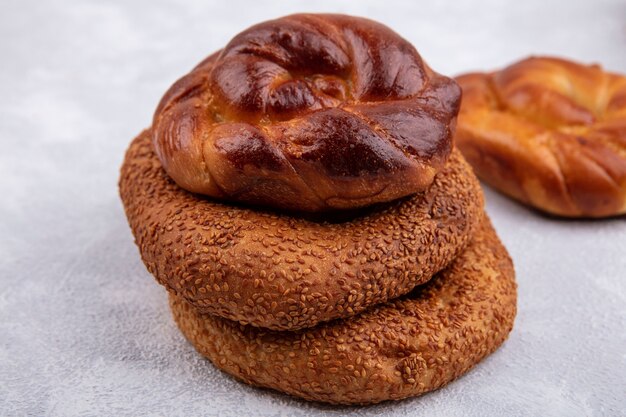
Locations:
153;14;461;212
456;56;626;217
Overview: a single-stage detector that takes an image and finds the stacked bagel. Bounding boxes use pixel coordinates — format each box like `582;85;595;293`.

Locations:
120;14;517;405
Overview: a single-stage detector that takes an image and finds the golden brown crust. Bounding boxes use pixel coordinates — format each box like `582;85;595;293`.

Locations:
153;13;461;212
119;130;484;331
455;56;626;218
169;216;517;405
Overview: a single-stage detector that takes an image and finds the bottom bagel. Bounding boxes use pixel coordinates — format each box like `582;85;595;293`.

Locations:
169;216;517;405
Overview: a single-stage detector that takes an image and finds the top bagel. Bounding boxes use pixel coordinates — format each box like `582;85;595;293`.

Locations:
153;13;461;212
119;131;483;331
456;56;626;217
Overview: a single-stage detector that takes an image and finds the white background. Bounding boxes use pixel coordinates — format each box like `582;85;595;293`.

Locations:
1;0;625;416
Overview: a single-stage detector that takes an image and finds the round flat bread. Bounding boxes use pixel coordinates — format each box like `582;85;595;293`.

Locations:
169;216;517;404
120;130;484;330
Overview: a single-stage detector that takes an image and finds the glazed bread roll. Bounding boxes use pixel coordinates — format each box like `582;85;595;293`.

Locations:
170;216;517;405
120;131;484;330
153;13;461;212
456;56;626;217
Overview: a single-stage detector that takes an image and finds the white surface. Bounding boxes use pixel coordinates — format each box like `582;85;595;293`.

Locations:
1;0;625;416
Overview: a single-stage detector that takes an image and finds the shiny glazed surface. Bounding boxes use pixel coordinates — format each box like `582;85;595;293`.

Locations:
153;14;461;211
456;56;626;217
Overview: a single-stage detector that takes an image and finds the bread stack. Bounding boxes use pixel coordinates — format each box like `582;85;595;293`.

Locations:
120;14;517;405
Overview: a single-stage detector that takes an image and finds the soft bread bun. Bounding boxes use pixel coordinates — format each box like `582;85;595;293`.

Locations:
119;130;484;331
153;13;461;212
456;56;626;217
169;215;517;405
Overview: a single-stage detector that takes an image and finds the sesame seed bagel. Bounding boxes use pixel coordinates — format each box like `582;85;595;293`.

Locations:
120;130;484;331
169;216;516;405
